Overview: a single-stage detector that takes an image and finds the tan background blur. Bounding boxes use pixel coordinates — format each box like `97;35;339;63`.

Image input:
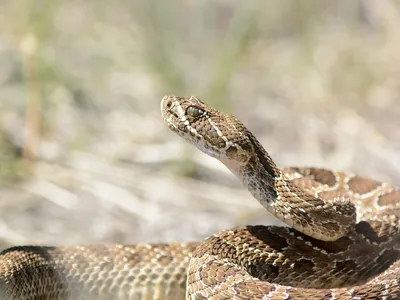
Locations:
0;0;399;251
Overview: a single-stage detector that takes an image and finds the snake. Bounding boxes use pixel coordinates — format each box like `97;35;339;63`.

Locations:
0;95;399;299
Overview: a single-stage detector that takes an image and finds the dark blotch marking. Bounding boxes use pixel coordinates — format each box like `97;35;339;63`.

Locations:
347;176;382;194
307;168;337;186
292;258;315;273
249;263;280;281
334;259;358;274
247;226;289;251
377;190;400;206
355;221;386;243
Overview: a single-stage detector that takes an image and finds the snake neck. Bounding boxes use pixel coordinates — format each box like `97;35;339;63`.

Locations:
239;157;281;208
221;135;283;209
221;134;357;241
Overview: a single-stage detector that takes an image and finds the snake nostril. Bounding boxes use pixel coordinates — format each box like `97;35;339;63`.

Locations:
161;96;173;113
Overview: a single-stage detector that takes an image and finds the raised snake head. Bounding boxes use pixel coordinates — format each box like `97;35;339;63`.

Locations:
160;95;256;166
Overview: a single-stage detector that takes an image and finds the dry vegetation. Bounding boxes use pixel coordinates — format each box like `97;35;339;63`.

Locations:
0;0;399;250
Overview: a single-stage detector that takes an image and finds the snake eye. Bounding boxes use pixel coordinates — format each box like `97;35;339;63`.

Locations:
186;106;204;120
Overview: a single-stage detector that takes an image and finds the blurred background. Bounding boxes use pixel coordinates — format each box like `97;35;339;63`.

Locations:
0;0;399;251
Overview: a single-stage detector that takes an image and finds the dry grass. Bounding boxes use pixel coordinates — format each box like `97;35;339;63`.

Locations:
0;0;399;250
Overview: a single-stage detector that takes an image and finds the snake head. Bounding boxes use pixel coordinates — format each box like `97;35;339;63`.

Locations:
161;95;252;164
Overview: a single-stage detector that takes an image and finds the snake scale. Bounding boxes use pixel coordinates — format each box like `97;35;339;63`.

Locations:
0;95;399;299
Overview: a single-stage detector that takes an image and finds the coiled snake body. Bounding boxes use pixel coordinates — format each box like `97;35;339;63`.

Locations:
0;95;399;299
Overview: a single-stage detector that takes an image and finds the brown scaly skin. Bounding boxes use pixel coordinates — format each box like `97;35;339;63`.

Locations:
0;243;197;299
162;95;399;299
0;95;398;299
161;96;357;242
